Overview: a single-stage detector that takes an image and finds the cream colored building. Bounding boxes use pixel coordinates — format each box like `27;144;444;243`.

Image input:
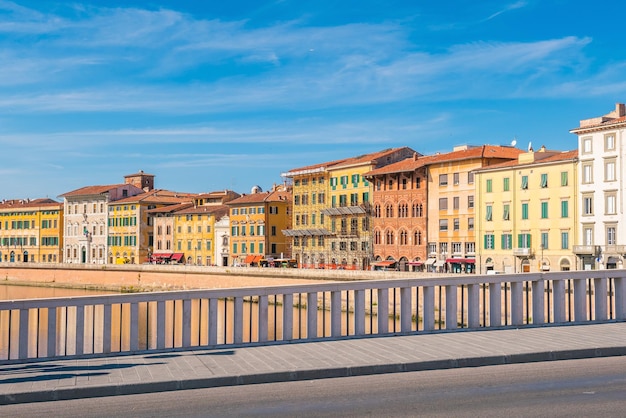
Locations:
474;147;578;274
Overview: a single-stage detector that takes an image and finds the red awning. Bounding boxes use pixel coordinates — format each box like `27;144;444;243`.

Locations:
408;261;423;266
153;253;172;259
373;260;396;267
253;255;263;263
446;258;475;264
244;255;255;264
465;258;475;264
171;253;184;262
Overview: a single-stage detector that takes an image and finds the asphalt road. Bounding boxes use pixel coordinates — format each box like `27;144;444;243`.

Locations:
2;356;626;417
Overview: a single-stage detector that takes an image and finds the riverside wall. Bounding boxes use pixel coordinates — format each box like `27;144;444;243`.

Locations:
0;263;428;292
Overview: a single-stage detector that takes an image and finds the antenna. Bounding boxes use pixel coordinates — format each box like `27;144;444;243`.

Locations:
528;141;533;152
511;137;517;147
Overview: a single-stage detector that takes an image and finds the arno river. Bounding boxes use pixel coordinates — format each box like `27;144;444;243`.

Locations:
0;284;117;300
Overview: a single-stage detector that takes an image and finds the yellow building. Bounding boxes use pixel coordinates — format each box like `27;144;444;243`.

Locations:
283;147;415;270
0;198;63;263
108;190;190;264
474;147;578;273
172;204;229;265
425;145;522;273
227;186;292;266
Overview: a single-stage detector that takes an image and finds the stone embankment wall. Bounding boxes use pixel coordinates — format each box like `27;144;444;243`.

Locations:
0;263;427;291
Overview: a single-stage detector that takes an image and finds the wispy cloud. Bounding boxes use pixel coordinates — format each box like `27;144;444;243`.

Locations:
484;1;528;21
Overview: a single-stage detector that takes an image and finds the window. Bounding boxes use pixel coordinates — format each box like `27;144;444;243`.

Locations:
582;137;592;154
518;233;531;248
561;200;569;218
453;218;459;230
485;205;493;221
583;226;593;246
583;195;593;216
468;218;474;231
486;179;493;193
503;204;510;220
541;201;548;219
503;177;510;192
521;203;528;220
605;133;615;151
540;173;548;188
439;219;448;231
468;195;474;209
607;225;617;245
606;193;617;215
521;175;528;190
484;234;495;250
501;234;512;250
561;171;568;186
439;174;448;186
561;232;569;250
453;172;460;185
605;160;616;182
468;172;474;184
439;198;448;210
453;197;459;210
582;163;593;184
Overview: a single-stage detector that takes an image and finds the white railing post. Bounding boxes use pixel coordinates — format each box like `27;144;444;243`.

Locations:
282;294;293;341
468;284;480;328
355;289;365;335
19;308;29;359
307;292;318;339
156;300;166;349
489;282;502;327
181;299;191;348
47;307;58;357
574;278;588;322
445;285;457;330
234;297;244;344
75;305;85;356
594;277;607;321
553;278;566;323
377;288;389;334
532;280;545;325
423;286;435;331
130;302;139;351
208;297;218;345
258;295;268;343
401;287;412;333
615;277;626;320
510;281;523;325
331;291;342;338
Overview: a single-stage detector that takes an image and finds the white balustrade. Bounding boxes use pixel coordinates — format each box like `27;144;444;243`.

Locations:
1;270;625;362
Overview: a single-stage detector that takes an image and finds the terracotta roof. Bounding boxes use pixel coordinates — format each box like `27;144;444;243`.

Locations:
571;115;626;132
146;202;194;214
283;147;415;176
124;170;154;178
111;189;192;205
365;145;522;177
175;204;230;217
473;149;578;172
0;198;62;210
227;190;292;205
59;184;129;198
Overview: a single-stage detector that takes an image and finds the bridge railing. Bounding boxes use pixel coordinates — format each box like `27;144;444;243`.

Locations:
1;270;625;361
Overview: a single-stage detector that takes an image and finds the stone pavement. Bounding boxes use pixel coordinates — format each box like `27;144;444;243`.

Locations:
2;322;626;405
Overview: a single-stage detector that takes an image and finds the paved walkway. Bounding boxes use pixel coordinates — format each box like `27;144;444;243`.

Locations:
2;322;626;405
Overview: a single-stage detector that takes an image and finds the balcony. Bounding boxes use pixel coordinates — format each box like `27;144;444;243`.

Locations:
513;248;531;257
602;245;626;255
572;245;601;255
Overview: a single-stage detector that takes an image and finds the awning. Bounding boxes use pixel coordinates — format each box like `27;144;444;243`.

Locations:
253;255;263;263
244;255;255;264
408;261;423;266
445;258;476;264
465;258;475;264
425;258;436;265
373;260;396;267
153;253;172;259
433;261;445;267
171;253;184;262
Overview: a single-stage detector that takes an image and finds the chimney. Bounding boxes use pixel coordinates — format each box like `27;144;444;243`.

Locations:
617;103;626;117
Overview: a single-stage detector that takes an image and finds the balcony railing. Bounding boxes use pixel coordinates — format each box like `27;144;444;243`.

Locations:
513;247;532;256
573;245;601;255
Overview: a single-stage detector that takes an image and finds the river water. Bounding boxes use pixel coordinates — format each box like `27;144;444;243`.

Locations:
0;284;117;300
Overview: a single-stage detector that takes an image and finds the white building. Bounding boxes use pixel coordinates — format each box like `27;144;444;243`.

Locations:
570;103;626;270
60;183;144;264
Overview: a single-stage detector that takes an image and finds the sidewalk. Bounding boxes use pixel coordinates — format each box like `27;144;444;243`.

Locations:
2;322;626;405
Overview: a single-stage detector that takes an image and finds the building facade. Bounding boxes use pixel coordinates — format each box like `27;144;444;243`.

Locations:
0;198;63;263
475;147;578;274
570;103;626;270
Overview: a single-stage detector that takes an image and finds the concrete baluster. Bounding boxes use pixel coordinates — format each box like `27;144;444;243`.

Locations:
282;294;293;341
19;308;29;359
423;286;435;331
594;277;607;322
510;281;524;325
331;290;342;338
377;288;389;334
354;289;366;336
234;297;244;344
574;278;587;322
75;305;85;355
401;287;412;333
552;279;566;323
181;299;191;348
615;277;626;320
532;280;545;325
208;298;218;345
307;292;318;339
489;282;502;327
258;295;268;343
47;306;58;357
467;284;480;328
156;300;166;349
445;285;457;330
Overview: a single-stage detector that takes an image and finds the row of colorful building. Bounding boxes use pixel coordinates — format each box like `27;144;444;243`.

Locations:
1;103;626;273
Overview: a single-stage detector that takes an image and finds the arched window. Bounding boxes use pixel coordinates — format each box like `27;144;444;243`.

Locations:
385;204;394;218
374;230;381;245
399;229;408;245
385;230;394;245
413;230;422;245
374;204;381;218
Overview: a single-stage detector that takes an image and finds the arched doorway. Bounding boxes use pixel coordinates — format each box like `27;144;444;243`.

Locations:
521;258;531;273
10;251;15;262
81;246;87;263
23;250;29;262
559;258;571;271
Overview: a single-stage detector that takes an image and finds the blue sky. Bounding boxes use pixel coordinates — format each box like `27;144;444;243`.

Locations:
2;0;625;199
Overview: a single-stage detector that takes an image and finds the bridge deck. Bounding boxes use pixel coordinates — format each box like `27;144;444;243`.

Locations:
2;322;626;405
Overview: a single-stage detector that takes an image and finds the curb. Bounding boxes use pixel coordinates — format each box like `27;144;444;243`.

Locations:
2;346;626;405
